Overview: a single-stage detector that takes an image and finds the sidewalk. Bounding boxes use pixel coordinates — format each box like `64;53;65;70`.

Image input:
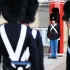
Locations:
44;55;66;70
44;46;67;70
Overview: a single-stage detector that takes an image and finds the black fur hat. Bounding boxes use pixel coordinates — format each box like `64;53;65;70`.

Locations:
62;1;70;21
1;0;28;22
63;1;70;13
52;7;59;14
50;13;57;21
0;0;5;16
20;0;39;24
62;12;70;21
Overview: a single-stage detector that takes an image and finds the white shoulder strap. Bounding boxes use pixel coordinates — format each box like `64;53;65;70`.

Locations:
50;24;58;34
0;24;27;61
32;29;37;39
21;47;30;61
68;47;70;54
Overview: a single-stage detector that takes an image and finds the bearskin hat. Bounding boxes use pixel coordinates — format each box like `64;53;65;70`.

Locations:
20;0;39;24
50;13;57;21
52;7;59;14
0;0;5;16
62;1;70;21
63;1;70;13
1;0;28;22
62;12;70;21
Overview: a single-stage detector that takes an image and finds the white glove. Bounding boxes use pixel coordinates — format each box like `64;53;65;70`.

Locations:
57;38;60;40
47;38;50;42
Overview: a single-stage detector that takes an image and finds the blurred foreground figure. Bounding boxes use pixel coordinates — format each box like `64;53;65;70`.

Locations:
20;0;44;70
0;0;39;70
62;1;70;70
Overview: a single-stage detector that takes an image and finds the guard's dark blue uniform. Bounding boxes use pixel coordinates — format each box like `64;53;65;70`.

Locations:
35;30;44;70
66;36;70;70
31;29;44;70
47;13;60;58
62;1;70;70
47;23;60;40
0;23;39;70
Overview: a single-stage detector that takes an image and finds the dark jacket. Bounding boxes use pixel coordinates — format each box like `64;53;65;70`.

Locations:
0;23;39;70
28;28;44;70
47;23;60;40
66;36;70;70
33;29;44;70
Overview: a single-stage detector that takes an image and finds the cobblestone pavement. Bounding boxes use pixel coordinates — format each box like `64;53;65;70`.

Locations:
44;55;66;70
52;61;66;70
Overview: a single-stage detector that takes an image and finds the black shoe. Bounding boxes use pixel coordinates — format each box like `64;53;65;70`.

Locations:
48;56;54;59
53;57;57;59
